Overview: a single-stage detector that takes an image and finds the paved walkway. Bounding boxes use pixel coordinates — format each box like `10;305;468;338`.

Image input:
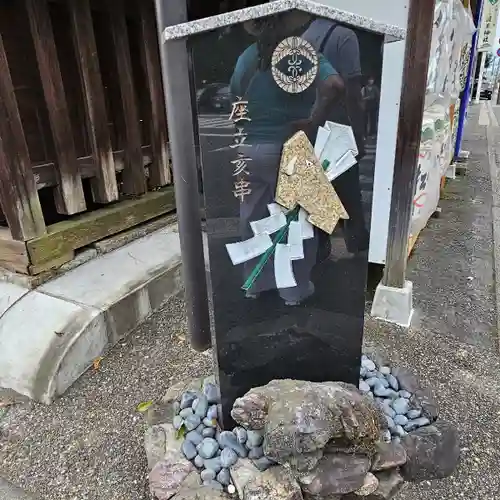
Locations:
1;105;499;499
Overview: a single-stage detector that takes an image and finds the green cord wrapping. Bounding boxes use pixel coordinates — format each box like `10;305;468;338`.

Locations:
241;159;331;292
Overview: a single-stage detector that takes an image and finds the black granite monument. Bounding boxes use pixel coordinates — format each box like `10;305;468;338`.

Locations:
157;0;397;427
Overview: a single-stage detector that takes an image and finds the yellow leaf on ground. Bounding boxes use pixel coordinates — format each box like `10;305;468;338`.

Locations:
93;357;104;370
137;401;153;413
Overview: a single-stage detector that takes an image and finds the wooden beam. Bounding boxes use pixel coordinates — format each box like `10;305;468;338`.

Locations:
107;0;147;195
0;228;30;274
27;186;175;266
0;33;46;241
25;0;86;215
33;145;152;189
382;0;435;288
69;0;119;203
139;0;171;187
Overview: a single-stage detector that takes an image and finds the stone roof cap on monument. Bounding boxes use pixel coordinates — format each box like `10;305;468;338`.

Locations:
161;0;408;42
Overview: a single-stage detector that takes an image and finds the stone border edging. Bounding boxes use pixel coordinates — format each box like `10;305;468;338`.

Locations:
0;225;182;403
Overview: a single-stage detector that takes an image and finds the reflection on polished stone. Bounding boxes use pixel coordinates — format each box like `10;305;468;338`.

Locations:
190;11;383;427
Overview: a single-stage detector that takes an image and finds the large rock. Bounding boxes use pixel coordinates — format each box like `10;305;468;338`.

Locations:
370;442;407;472
232;380;382;471
149;450;195;500
401;420;460;482
145;425;167;470
145;423;184;471
230;458;262;499
244;466;303;500
298;453;371;496
175;484;230;500
343;470;404;500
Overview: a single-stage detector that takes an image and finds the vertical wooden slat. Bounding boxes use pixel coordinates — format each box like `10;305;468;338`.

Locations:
69;0;119;203
108;0;147;195
0;32;46;241
139;0;171;187
25;0;86;215
383;0;435;288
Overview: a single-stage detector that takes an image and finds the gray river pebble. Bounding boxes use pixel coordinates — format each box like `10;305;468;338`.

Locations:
218;431;248;457
392;398;410;415
193;395;209;418
404;417;430;432
407;409;422;419
366;377;379;388
393;425;406;438
246;430;264;448
380;366;391;375
185;430;203;446
385;415;396;430
202;427;216;438
204;457;223;474
376;376;390;388
248;446;264;459
217;468;231;486
182;440;197;461
200;469;217;482
206;405;218;420
359;380;371;393
180;391;198;410
194;455;204;468
173;415;184;430
198;438;219;459
394;414;409;426
253;456;275;472
203;383;221;404
184;414;202;431
234;427;248;444
221;448;238;468
374;385;392;398
179;407;194;419
362;359;376;371
399;390;412;399
203;417;217;428
387;374;399;391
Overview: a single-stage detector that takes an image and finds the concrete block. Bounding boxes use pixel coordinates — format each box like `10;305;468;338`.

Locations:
0;290;104;402
0;224;183;403
105;287;151;344
40;226;181;310
0;282;29;318
371;280;414;328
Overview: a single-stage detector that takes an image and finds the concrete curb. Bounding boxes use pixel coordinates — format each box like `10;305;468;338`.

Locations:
485;102;500;353
0;478;37;499
0;225;182;403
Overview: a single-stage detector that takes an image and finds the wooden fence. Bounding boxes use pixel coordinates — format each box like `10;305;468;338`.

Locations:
0;0;174;276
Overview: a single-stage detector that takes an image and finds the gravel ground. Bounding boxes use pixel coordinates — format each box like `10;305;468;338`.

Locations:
0;295;212;500
1;106;499;499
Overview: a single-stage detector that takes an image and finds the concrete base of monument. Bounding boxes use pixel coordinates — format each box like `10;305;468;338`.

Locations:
143;369;459;500
371;280;414;328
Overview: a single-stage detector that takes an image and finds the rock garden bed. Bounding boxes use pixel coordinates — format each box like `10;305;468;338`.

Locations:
143;356;459;500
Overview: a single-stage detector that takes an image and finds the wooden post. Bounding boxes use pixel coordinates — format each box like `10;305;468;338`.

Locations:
107;0;147;195
139;0;171;187
25;0;86;215
69;0;119;203
0;32;46;241
382;0;435;288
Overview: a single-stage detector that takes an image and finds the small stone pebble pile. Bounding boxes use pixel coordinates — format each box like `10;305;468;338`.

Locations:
358;355;431;443
173;381;275;493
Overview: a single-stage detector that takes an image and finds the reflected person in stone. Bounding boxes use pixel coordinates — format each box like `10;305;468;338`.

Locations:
229;11;344;305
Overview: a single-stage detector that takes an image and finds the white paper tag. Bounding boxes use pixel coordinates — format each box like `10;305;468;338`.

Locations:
325;150;357;181
226;233;273;265
299;208;314;240
287;221;304;260
274;244;297;289
250;212;287;235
